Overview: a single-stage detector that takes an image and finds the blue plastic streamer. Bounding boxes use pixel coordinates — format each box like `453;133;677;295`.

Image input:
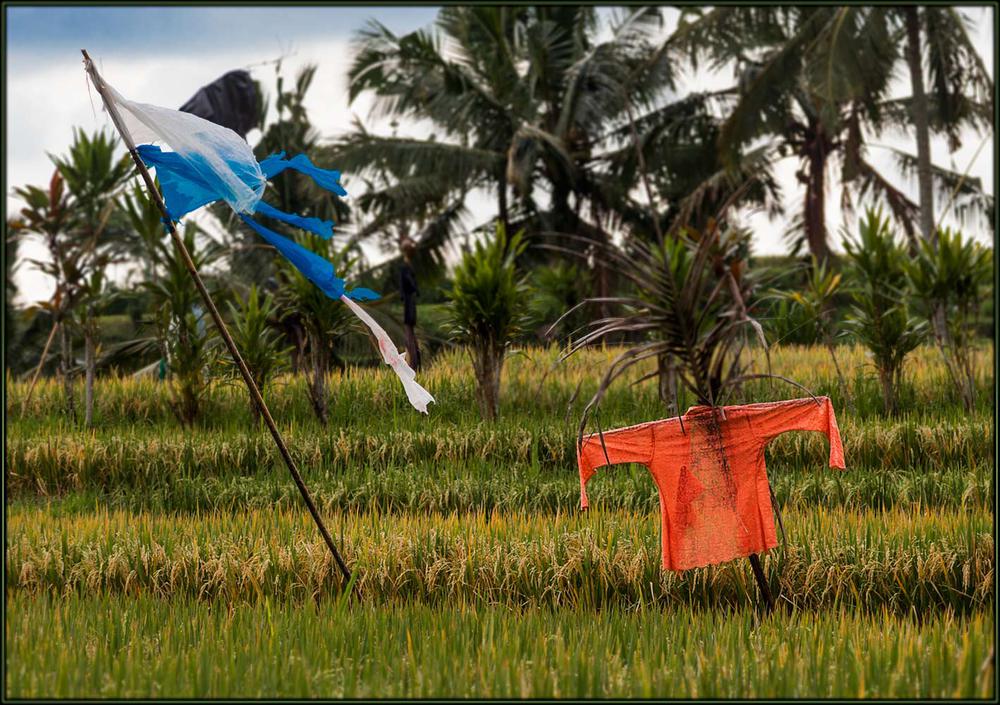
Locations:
238;215;378;302
254;201;334;240
136;143;365;302
259;152;348;196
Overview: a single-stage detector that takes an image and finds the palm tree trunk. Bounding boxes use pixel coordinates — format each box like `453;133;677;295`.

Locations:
497;168;510;234
657;353;679;414
473;345;502;421
878;365;896;415
904;7;935;243
59;317;76;422
307;335;329;425
905;7;952;357
804;127;831;264
84;328;95;428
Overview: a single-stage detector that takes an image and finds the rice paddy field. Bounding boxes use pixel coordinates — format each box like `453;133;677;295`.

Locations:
4;343;996;698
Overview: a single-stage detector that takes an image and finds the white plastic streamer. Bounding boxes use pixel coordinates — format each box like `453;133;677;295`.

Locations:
340;295;435;414
106;83;265;214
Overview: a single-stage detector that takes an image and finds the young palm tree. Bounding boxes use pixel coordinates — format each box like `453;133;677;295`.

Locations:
50;129;132;426
143;223;227;426
448;222;531;421
226;285;293;423
904;227;991;411
120;180;168;287
842;208;927;415
767;257;847;395
75;268;119;427
564;217;770;436
273;233;357;426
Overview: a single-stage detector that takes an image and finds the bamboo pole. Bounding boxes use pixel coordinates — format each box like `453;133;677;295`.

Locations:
80;50;354;591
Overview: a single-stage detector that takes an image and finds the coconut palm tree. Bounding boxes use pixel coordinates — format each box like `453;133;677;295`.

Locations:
893;6;993;243
671;8;902;261
675;7;993;263
338;5;776;319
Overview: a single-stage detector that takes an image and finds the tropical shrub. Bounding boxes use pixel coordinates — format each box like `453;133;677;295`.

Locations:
226;285;293;422
768;257;847;392
904;227;991;411
274;232;356;426
143;224;226;426
842;208;927;415
448;222;530;420
529;261;591;343
567;220;767;426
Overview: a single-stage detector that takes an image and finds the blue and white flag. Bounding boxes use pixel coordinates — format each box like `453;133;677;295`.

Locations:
103;80;434;413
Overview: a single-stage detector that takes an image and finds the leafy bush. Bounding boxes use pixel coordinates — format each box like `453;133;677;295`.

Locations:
226;285;292;422
904;227;991;411
842;208;926;415
448;222;530;420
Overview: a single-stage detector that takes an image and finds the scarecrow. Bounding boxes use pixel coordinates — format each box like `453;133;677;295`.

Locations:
564;220;847;610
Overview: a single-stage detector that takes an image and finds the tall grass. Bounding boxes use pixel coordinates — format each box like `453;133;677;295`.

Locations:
5;593;993;698
7;505;991;613
4;342;993;699
9;455;992;515
8;343;994;429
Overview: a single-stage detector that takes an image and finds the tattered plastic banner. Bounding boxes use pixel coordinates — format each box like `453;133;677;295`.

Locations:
104;81;434;413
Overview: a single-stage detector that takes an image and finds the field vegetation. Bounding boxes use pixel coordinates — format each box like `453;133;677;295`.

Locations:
5;343;994;698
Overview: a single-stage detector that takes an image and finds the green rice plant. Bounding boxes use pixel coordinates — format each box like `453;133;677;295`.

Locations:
7;505;991;614
6;392;990;506
7;343;993;429
5;594;992;698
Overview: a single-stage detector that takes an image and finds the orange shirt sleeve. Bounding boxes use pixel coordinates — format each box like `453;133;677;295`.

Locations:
747;396;846;469
577;424;654;509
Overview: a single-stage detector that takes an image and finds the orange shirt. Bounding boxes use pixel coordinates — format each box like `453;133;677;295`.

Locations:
578;397;845;571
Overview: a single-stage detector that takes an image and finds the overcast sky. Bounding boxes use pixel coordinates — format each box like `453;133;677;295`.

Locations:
5;5;995;304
